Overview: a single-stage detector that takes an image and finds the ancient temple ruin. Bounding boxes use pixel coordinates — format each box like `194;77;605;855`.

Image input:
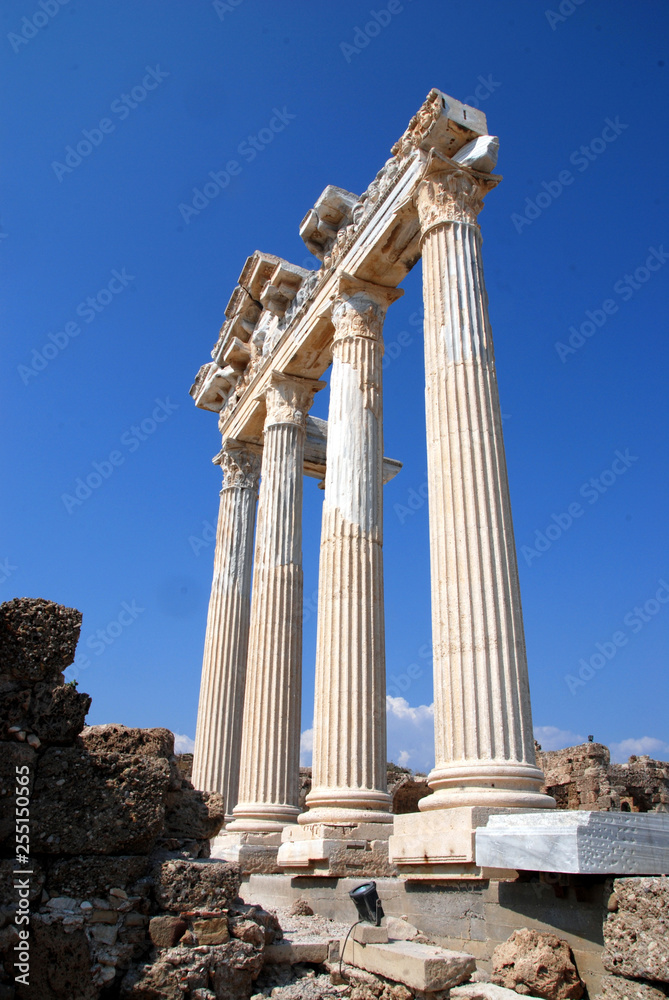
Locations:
189;87;557;878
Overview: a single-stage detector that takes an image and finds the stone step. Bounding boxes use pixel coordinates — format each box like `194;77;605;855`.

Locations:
342;938;476;993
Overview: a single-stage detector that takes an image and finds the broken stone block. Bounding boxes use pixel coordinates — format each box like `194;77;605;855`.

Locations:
32;746;170;855
148;915;187;948
46;855;149;898
602;876;669;982
80;723;174;759
152;859;240;914
163;787;226;841
0;598;82;684
192;916;230;945
595;975;669;1000
25;916;96;1000
492;928;584;1000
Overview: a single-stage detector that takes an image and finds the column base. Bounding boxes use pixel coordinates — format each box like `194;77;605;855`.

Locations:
300;787;393;825
278;819;397;877
421;762;557;811
389;805;547;879
209;829;288;874
227;802;301;833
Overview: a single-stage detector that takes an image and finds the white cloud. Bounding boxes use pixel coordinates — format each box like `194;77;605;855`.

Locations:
533;725;585;751
386;697;435;773
300;700;436;773
609;736;669;763
300;727;314;766
173;733;195;754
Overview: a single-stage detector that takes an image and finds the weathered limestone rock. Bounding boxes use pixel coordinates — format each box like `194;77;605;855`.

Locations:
46;856;149;898
595;975;669;1000
492;928;584;1000
151;859;241;914
230;373;323;834
0;597;82;683
602;877;669;982
20;917;96;1000
148;914;187;948
192;442;261;818
32;745;170;855
120;940;264;1000
452;986;544;1000
163;787;226;841
80;723;175;758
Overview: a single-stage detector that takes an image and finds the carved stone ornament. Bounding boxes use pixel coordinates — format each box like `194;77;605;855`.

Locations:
216;442;261;491
263;372;324;429
416;152;500;235
391;88;444;159
331;275;404;346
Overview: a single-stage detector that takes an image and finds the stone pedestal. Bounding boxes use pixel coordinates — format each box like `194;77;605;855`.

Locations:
192;442;260;819
279;275;401;874
227;373;323;849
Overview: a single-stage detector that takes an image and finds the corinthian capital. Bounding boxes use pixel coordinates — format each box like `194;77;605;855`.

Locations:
263;372;325;430
330;274;403;345
416;151;500;235
216;440;262;492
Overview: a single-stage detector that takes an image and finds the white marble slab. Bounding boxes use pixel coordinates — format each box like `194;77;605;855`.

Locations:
475;810;669;874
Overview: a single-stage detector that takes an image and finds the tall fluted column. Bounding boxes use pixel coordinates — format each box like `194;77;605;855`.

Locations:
302;275;402;826
229;372;324;832
417;153;554;810
192;442;261;820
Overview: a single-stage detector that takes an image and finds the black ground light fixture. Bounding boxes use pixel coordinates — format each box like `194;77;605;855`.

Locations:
348;881;384;926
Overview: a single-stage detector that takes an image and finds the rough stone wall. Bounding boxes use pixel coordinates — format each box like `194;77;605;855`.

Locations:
535;742;669;813
0;598;281;1000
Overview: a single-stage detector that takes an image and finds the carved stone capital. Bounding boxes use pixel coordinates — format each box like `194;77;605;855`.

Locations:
331;274;403;345
416;152;500;235
215;440;262;492
263;372;325;430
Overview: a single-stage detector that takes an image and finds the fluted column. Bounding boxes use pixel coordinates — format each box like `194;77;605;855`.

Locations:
417;153;554;810
229;372;324;832
302;275;402;826
192;441;261;820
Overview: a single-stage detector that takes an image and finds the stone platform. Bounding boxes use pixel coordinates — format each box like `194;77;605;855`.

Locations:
475;811;669;874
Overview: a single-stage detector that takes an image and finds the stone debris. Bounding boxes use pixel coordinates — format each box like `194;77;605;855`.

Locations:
536;742;669;813
594;975;669;1000
602;876;669;983
492;929;584;1000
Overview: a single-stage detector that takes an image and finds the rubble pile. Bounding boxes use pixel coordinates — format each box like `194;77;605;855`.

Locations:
536;742;669;812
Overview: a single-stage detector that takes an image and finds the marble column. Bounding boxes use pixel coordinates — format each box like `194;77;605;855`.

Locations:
302;275;403;826
228;372;323;832
192;441;261;821
417;153;554;811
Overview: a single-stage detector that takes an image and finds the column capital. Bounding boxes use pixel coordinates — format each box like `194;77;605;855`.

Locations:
416;150;500;236
262;372;325;430
330;274;403;344
214;439;262;492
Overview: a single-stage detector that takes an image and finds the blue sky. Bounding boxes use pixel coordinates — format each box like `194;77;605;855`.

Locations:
2;0;667;771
